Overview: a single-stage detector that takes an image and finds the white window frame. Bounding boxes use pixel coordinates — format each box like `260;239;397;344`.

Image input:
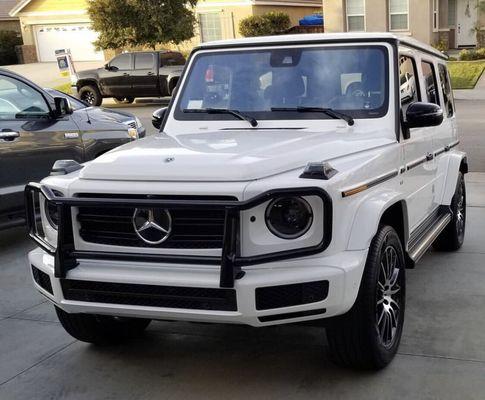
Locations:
346;0;366;32
198;12;223;43
432;0;439;32
389;0;409;32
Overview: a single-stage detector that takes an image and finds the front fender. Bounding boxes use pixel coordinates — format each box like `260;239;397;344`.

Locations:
347;188;407;251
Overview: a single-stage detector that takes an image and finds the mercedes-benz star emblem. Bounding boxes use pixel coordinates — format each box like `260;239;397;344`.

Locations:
132;208;172;245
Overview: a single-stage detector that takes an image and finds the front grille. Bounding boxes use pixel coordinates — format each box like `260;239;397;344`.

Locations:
32;266;53;295
255;281;329;310
125;121;137;129
77;195;236;249
61;280;237;311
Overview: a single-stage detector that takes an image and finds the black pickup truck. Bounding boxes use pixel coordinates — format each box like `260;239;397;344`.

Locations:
74;51;186;106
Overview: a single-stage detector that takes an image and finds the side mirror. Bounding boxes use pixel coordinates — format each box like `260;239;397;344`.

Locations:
54;97;73;117
105;64;117;72
405;102;443;129
152;107;167;130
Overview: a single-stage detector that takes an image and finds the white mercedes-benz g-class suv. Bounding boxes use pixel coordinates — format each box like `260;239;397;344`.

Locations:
26;33;467;370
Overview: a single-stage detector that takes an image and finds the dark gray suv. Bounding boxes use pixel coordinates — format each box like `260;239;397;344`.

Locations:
0;69;142;230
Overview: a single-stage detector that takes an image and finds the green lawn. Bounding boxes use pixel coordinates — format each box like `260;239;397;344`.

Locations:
448;61;485;89
53;82;73;94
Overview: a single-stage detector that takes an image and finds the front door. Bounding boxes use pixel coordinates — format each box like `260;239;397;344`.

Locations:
0;73;83;215
457;0;478;47
98;53;133;97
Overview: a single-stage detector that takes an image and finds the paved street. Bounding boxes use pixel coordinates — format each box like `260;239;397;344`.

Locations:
0;97;484;399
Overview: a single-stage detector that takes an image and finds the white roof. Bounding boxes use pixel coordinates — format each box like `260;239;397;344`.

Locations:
198;32;447;59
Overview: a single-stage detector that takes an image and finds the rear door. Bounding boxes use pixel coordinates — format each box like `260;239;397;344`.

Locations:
98;53;133;97
0;73;83;214
131;53;159;96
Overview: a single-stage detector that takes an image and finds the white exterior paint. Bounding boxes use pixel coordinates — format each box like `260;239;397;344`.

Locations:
456;0;478;47
29;33;465;327
34;24;104;62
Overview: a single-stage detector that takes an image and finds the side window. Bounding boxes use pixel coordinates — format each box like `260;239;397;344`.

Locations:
135;53;155;70
0;75;50;120
421;61;439;105
399;56;419;120
110;54;132;70
160;52;186;66
438;63;454;117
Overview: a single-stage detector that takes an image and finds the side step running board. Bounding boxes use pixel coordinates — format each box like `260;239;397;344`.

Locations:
408;211;452;263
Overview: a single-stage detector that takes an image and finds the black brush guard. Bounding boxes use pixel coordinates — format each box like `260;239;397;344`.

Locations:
25;183;332;288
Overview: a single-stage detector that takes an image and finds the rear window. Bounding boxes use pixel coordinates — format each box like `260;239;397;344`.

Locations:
135;53;155;70
438;64;454;117
421;61;439;105
160;52;185;66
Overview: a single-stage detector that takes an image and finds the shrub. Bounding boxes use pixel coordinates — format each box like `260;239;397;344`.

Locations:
433;40;447;53
0;31;21;65
239;12;291;37
458;48;485;61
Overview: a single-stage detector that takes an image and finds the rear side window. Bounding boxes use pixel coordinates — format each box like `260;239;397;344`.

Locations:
135;53;155;70
160;52;186;66
421;61;439;105
110;54;132;70
438;64;454;117
399;56;419;121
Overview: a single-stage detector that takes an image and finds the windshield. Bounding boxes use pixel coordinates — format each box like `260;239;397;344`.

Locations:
175;45;389;122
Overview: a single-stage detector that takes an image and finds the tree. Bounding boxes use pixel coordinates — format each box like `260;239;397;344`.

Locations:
239;12;291;37
87;0;198;50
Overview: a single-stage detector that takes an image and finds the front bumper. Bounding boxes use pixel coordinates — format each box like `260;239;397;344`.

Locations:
29;247;367;327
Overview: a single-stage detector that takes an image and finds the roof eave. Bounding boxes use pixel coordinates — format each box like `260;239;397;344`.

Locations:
9;0;33;17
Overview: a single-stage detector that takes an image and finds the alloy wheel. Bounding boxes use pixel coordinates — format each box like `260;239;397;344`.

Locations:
82;91;95;105
456;181;465;236
376;243;402;348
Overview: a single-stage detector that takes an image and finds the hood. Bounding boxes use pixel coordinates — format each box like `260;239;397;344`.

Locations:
79;129;395;182
79;106;134;124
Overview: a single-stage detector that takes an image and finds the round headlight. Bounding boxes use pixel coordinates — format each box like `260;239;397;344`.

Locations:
265;196;313;239
44;190;63;230
44;200;59;230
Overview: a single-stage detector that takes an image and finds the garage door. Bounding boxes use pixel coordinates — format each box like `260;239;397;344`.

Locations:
35;24;105;62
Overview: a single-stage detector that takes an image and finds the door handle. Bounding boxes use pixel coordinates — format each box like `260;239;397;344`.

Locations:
147;72;155;76
426;153;434;162
0;131;20;141
123;73;130;76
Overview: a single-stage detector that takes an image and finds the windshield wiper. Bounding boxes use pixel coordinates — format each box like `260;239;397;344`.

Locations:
183;108;258;127
271;106;354;126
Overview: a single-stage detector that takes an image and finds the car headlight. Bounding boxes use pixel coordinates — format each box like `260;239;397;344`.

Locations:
43;190;64;230
44;200;59;230
127;127;138;140
265;196;313;239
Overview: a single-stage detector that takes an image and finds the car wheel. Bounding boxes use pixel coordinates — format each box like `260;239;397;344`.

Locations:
125;97;135;104
55;306;151;344
433;172;466;251
326;225;406;370
79;85;102;106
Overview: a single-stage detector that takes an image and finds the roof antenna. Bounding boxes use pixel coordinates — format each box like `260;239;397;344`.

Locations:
85;108;92;124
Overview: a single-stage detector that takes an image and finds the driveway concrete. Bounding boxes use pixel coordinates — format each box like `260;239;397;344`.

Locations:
0;175;484;399
2;61;104;89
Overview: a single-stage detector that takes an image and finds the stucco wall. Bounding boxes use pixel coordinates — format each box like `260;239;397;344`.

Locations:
19;0;87;13
323;0;436;45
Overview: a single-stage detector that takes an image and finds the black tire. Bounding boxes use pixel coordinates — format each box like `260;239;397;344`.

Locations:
55;306;151;344
125;97;135;104
326;225;406;370
79;85;102;106
433;172;466;251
